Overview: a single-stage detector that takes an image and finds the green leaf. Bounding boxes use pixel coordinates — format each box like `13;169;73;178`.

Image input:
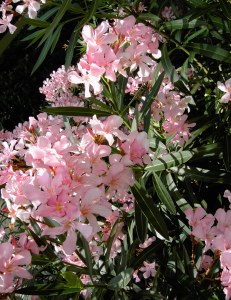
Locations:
138;13;161;23
43;106;112;117
104;220;119;267
80;234;94;280
50;24;64;53
171;166;231;184
131;182;169;240
115;74;128;111
21;29;46;42
165;173;191;212
152;173;176;214
187;43;231;63
224;134;231;171
145;151;193;172
16;283;82;296
184;27;208;43
22;17;50;28
108;268;134;291
220;0;231;20
135;201;147;243
161;44;179;83
191;142;223;162
139;71;165;119
162;19;207;30
62;271;83;288
65;23;82;69
87;97;113;112
31;32;54;74
39;0;72;46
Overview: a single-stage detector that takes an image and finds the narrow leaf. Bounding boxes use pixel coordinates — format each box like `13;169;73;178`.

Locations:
43;106;112;116
22;17;50;27
152;172;176;214
80;234;94;279
161;43;179;83
39;0;72;46
145;151;193;172
135;201;147;243
220;0;231;20
171;166;231;185
165;173;191;212
140;71;165;118
108;268;134;291
16;283;82;296
131;182;169;240
224;134;231;171
163;19;207;30
31;33;54;74
187;43;231;63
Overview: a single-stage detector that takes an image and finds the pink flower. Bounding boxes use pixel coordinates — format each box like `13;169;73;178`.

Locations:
79;188;111;233
0;242;32;293
162;6;176;20
140;261;156;279
68;62;104;98
14;0;40;19
217;78;231;103
0;13;17;34
82;21;117;50
88;115;126;146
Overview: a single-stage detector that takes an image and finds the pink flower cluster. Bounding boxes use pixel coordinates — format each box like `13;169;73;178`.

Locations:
185;190;231;300
0;230;45;293
0;0;42;34
39;65;84;107
39;16;195;146
68;15;162;98
0;112;151;293
152;76;196;146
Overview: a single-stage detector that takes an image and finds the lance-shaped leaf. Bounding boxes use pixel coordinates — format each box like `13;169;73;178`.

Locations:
152;172;176;214
224;134;231;171
108;268;134;291
161;44;179;83
43;106;112;117
135;201;148;243
162;19;207;30
187;43;231;63
220;0;231;20
171;166;231;184
79;234;94;280
145;151;193;172
165;173;191;212
16;282;83;296
62;271;84;288
21;17;50;28
131;182;169;240
39;0;72;46
31;24;63;74
139;71;165;119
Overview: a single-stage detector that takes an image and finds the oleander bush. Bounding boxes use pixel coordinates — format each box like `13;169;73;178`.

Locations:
0;0;231;299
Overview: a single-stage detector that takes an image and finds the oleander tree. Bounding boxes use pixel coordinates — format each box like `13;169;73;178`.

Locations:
1;0;231;299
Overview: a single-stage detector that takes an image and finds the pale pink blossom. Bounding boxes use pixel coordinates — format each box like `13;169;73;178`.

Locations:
0;13;16;34
14;0;40;19
140;261;156;279
217;78;231;103
0;242;32;293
